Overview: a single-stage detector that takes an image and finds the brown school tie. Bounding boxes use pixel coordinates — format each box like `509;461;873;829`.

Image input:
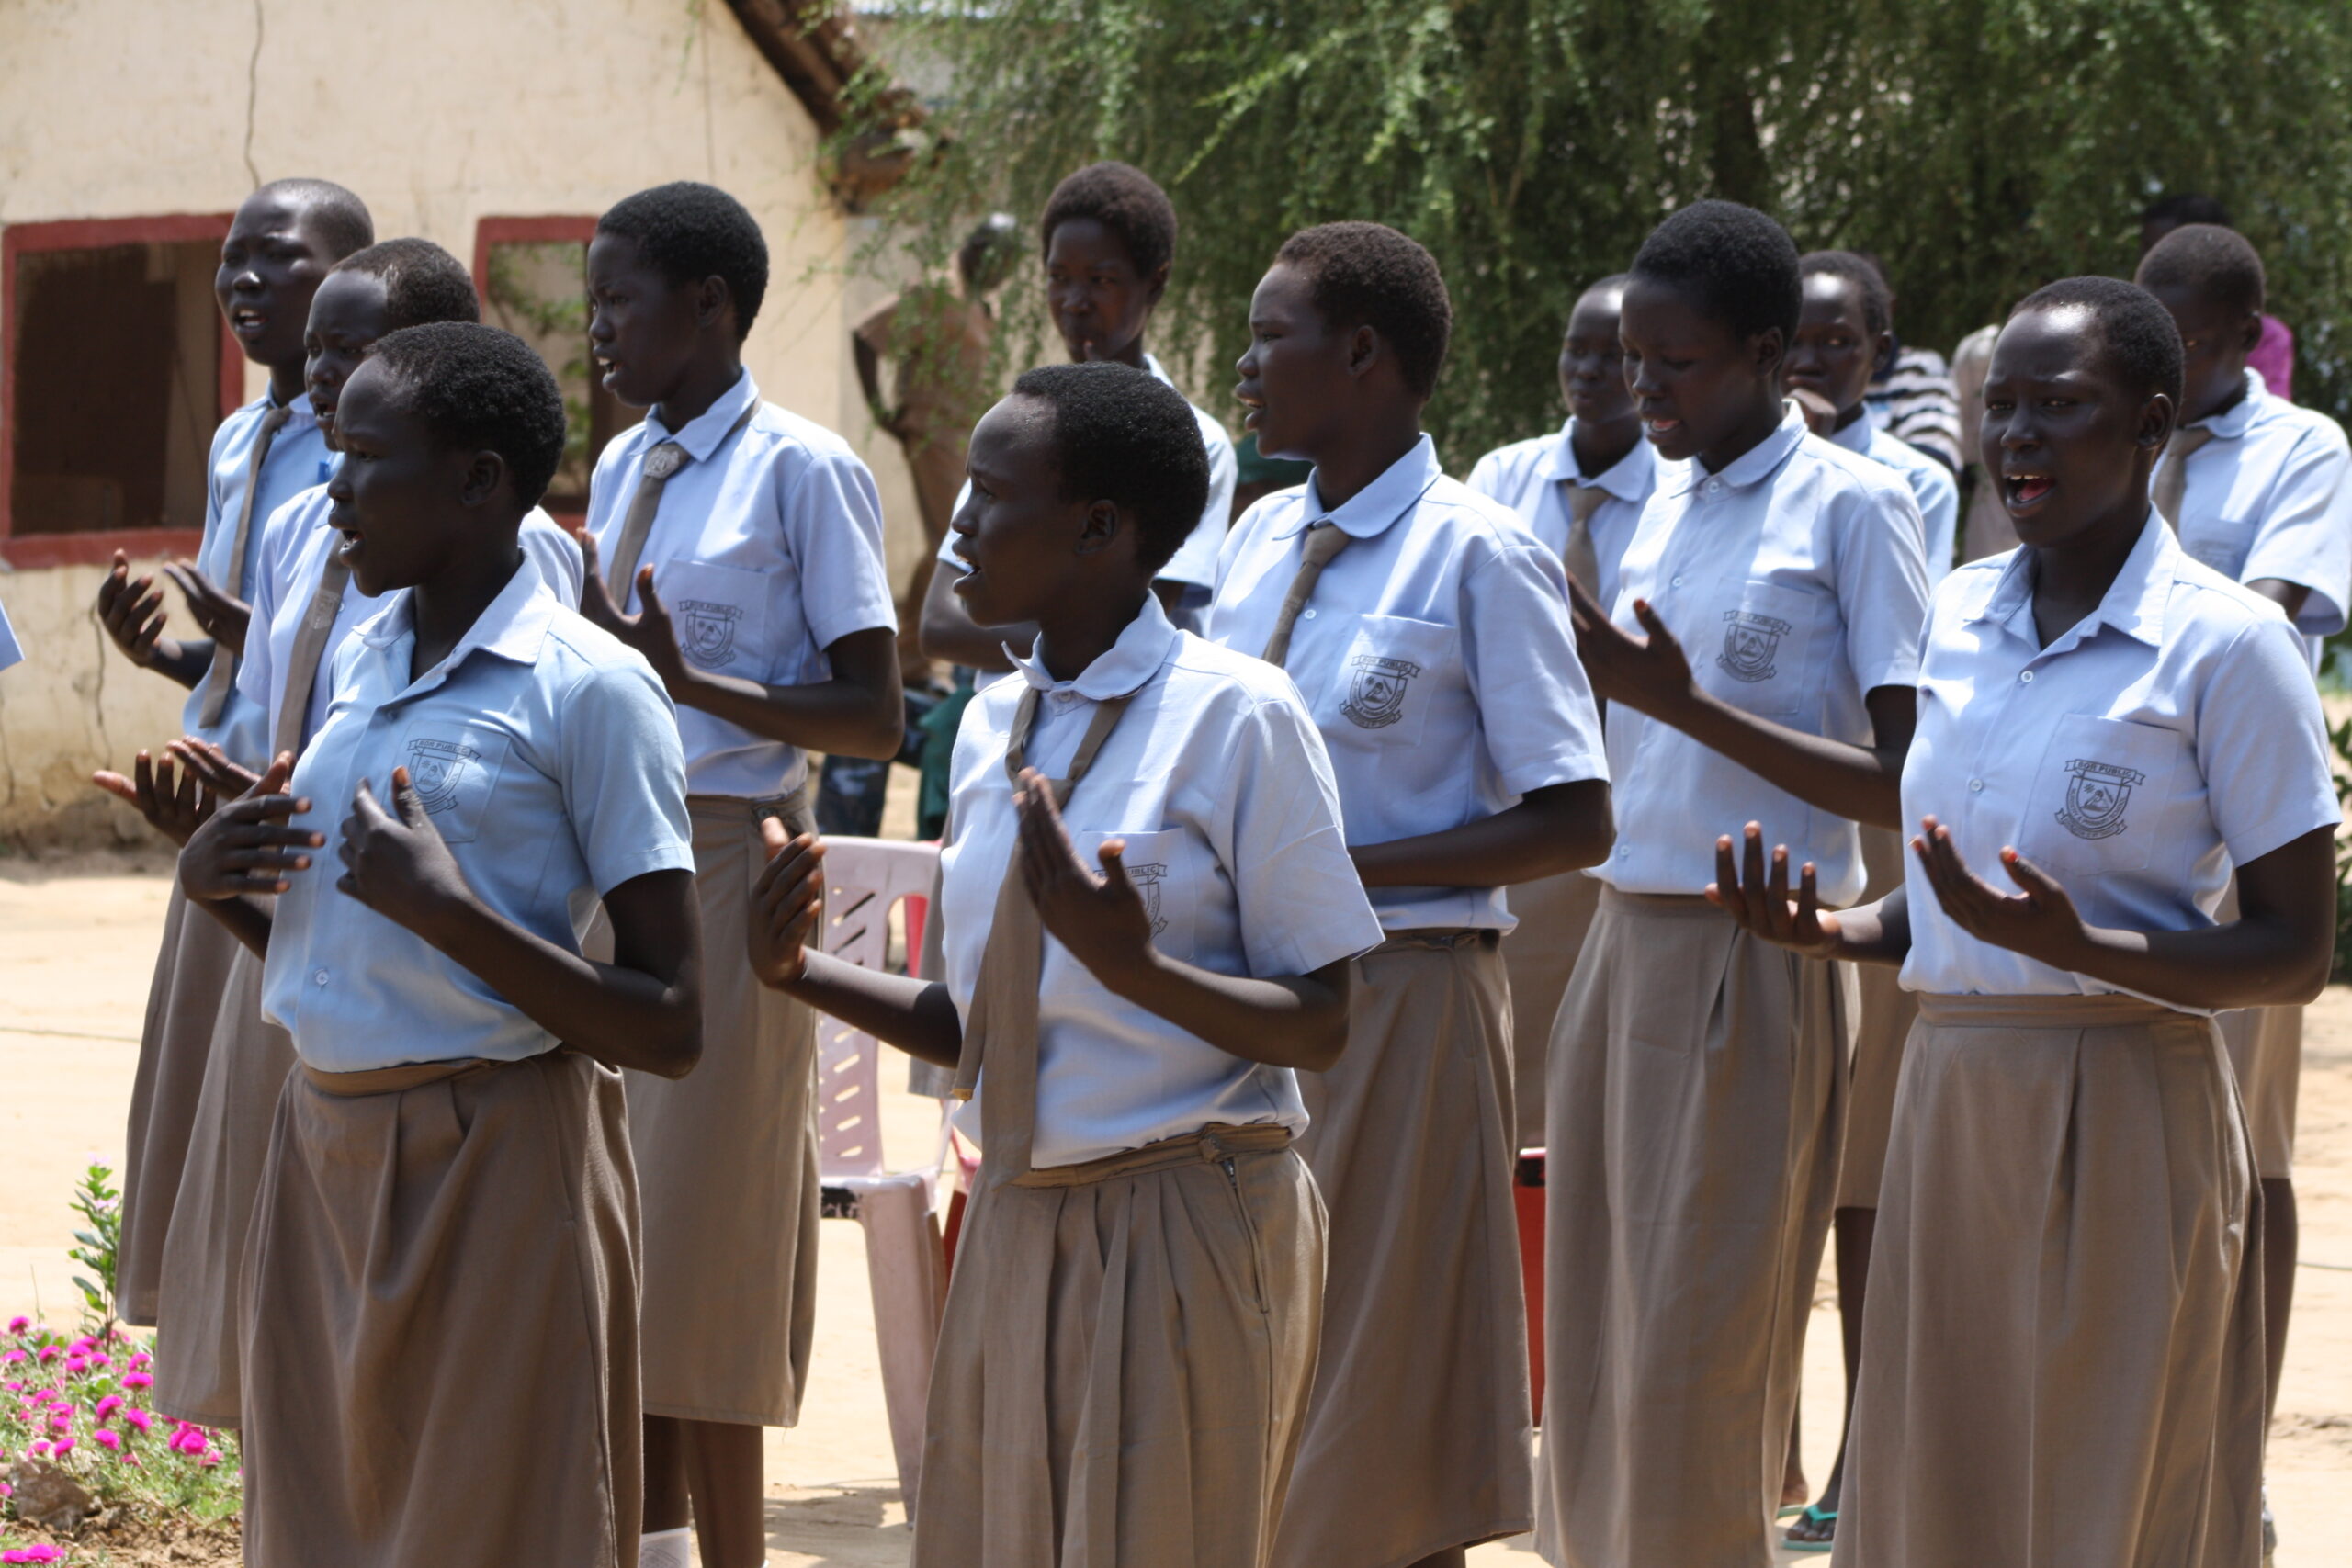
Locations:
600;403;759;610
1562;482;1607;598
196;403;294;726
952;685;1136;1185
270;550;351;761
1259;521;1350;669
2154;424;2216;528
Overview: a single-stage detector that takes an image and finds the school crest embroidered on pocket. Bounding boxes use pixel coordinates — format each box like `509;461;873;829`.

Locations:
1717;610;1792;683
1126;861;1170;935
677;600;744;669
405;737;480;816
2055;758;2145;840
1340;654;1421;729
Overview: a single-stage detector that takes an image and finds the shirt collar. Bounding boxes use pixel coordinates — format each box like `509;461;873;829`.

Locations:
1283;434;1443;541
1826;413;1875;457
644;368;760;462
355;557;559;685
253;387;321;436
1666;401;1808;497
1968;511;2177;650
1561;420;1657;502
1006;592;1179;701
2188;368;2266;441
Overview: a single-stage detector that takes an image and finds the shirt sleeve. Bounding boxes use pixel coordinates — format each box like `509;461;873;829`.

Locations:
558;659;695;897
2238;425;2352;638
780;443;899;649
0;595;22;674
1459;536;1610;795
1463;447;1510;503
2195;614;2342;868
520;515;587;610
1833;479;1932;694
1910;461;1961;584
1154;420;1239;589
1219;686;1387;976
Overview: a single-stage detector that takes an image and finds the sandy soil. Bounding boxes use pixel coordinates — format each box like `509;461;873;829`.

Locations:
3;856;2346;1565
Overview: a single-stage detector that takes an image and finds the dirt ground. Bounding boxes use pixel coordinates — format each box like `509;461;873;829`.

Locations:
2;856;2346;1565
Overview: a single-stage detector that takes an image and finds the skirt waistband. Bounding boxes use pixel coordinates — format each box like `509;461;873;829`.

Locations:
1372;927;1498;953
1599;886;1723;918
687;784;814;824
1916;992;2199;1030
1010;1122;1295;1189
299;1056;506;1097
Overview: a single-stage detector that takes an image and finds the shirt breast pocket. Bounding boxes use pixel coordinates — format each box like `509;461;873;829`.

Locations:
1074;828;1194;962
398;722;511;846
1320;613;1456;751
656;560;773;679
2180;514;2256;581
2016;714;2185;878
1699;578;1826;718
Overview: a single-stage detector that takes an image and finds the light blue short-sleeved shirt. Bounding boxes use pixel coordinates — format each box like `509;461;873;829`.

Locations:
586;369;898;799
1900;516;2340;1009
931;352;1241;596
1206;434;1609;932
944;596;1384;1168
2154;367;2352;664
1466;417;1664;615
1603;403;1931;905
1828;416;1960;586
0;593;20;673
239;479;584;754
187;394;335;766
262;564;693;1072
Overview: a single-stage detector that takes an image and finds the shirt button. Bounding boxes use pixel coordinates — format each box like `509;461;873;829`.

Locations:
312;968;330;987
1969;778;1984;794
1303;608;1317;619
1617;844;1631;857
2019;670;2036;683
1670;575;1686;588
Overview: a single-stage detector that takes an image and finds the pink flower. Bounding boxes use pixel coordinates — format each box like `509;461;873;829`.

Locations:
4;1546;67;1563
94;1428;121;1451
51;1436;74;1458
36;1347;57;1364
0;1351;24;1365
120;1371;153;1389
66;1337;93;1355
6;1316;28;1335
85;1353;110;1371
94;1395;121;1420
122;1409;152;1434
128;1350;150;1370
28;1439;49;1457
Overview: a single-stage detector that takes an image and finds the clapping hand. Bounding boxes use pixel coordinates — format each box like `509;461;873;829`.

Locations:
1911;816;2086;964
1566;576;1696;719
160;561;252;656
165;737;262;801
334;767;473;939
1014;768;1157;986
178;753;318;898
1705;821;1848;960
750;818;827;987
93;750;217;848
94;553;174;669
575;529;686;684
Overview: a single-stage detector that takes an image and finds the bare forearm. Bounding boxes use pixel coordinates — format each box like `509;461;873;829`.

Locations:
146;638;212;690
1829;887;1910;966
1096;953;1351;1072
187;890;275;957
783;950;964;1067
1351;780;1614;889
670;669;903;760
414;897;701;1076
1657;690;1905;828
2041;918;2327;1011
2249;578;2312;622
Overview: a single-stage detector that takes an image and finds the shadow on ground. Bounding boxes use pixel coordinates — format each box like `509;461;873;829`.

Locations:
765;1481;912;1566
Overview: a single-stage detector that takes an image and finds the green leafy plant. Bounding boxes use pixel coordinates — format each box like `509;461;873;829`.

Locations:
62;1168;117;1348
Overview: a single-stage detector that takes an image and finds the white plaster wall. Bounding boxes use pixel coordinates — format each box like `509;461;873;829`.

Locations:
0;0;924;843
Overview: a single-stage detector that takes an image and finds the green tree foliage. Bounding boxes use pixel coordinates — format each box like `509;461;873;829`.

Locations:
848;0;2352;461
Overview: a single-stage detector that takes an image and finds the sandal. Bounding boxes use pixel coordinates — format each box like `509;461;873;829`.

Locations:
1784;1503;1837;1552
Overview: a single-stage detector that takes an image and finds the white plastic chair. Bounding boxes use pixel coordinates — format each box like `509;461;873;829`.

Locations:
813;835;949;1513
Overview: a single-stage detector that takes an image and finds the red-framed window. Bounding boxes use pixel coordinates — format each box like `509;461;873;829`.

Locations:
2;214;243;568
471;217;638;523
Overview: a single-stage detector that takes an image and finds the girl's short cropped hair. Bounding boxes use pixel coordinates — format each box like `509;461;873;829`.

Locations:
1797;250;1894;338
333;239;482;333
1039;163;1179;279
2010;276;2186;408
1273;221;1453;400
597;182;770;339
367;322;569;509
1011;362;1209;577
1633;200;1803;343
2135;223;2267;320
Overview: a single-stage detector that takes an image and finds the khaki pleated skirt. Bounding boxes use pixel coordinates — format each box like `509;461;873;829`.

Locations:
1500;870;1604;1151
622;793;820;1426
1272;931;1531;1568
916;1125;1321;1568
1536;889;1845;1568
153;942;295;1427
120;884;243;1326
2218;1005;2300;1179
1836;828;1920;1210
1831;994;2264;1568
240;1050;641;1568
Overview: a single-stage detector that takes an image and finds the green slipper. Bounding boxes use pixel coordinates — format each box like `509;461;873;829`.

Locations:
1784;1503;1837;1552
1775;1504;1806;1519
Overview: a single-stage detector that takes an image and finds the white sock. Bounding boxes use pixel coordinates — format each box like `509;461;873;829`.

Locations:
639;1526;692;1568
